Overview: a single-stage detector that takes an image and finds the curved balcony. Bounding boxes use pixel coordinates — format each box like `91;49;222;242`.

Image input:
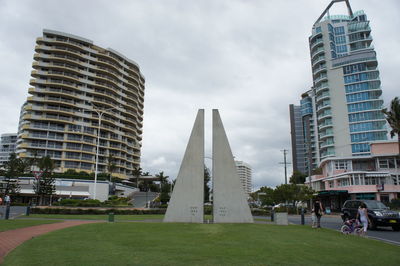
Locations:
315;82;329;93
311;47;325;61
320;139;335;149
313;65;327;76
318;120;333;131
317;110;332;122
319;132;334;141
316;91;330;101
312;55;326;67
314;73;328;86
310;38;323;51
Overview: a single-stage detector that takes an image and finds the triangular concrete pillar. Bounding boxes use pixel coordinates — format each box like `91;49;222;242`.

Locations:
164;109;204;223
212;109;254;223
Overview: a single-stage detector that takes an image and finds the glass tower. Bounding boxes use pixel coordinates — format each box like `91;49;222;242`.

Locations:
306;0;387;164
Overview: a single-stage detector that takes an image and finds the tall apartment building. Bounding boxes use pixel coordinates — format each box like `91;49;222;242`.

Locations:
235;160;252;194
0;133;17;166
16;29;145;179
292;0;388;172
289;104;307;174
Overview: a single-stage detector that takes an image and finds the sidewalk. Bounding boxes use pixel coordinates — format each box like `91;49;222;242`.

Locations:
0;220;102;264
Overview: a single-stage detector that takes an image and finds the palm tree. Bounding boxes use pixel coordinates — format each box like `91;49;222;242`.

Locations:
34;156;56;205
383;97;400;157
107;154;117;182
132;167;142;188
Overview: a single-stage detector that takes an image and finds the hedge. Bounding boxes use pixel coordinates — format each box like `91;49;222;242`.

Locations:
31;207;166;215
31;207;269;216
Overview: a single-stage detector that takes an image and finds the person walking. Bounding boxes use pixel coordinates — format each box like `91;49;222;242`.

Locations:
4;194;10;206
356;202;368;236
312;199;324;228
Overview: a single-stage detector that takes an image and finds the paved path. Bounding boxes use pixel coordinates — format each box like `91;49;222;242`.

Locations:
0;220;102;263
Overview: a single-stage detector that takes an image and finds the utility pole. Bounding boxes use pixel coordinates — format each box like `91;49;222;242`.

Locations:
279;149;291;184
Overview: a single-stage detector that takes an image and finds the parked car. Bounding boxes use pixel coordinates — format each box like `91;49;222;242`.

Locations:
341;200;400;231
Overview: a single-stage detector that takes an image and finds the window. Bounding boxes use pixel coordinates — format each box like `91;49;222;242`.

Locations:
337;45;348;53
335;35;346;44
379;158;396;169
343;63;367;75
338;178;349;187
328;24;334;33
346;92;370;103
345;82;369;93
316;26;322;33
348;111;385;122
335;160;348;169
351;132;387;142
352;143;370;153
347;101;383;113
334;26;345;35
354;175;360;185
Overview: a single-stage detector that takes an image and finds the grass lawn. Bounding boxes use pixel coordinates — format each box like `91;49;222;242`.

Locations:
4;223;400;266
0;219;60;232
23;214;165;221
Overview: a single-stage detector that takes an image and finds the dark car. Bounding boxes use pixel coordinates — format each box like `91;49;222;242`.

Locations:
341;200;400;231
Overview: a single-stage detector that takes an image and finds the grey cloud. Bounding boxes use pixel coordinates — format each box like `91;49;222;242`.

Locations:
1;0;399;190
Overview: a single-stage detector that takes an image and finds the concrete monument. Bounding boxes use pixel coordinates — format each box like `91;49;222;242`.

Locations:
212;109;254;223
163;109;204;223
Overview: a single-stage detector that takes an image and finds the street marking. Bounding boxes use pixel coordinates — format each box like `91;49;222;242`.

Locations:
366;236;400;246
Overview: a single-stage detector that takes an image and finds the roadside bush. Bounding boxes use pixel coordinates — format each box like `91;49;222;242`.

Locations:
204;205;212;215
388;199;400;210
30;207;166;215
251;208;270;216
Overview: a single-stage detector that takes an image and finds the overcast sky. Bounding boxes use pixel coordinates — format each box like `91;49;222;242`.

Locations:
0;0;399;190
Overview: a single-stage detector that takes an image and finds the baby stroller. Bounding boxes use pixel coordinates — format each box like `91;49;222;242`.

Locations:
340;219;363;235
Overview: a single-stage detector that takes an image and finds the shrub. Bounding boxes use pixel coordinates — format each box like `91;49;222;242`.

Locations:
30;207;166;215
388;199;400;210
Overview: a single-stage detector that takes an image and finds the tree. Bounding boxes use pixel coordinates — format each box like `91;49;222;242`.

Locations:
383;97;400;157
204;166;211;203
289;171;307;184
131;167;142;188
273;184;314;208
273;184;296;205
34;156;56;205
107;154;117;182
157;171;171;204
252;186;274;206
1;153;21;196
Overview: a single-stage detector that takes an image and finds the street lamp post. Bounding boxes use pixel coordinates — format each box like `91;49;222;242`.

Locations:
91;105;119;200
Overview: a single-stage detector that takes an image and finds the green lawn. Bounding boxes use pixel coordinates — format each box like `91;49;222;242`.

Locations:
0;220;60;232
24;214;165;221
4;223;400;266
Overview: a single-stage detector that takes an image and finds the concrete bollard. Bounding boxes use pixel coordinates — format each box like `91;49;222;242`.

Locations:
26;206;31;216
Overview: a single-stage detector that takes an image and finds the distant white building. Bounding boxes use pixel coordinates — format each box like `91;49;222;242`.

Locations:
0;133;17;166
235;161;252;194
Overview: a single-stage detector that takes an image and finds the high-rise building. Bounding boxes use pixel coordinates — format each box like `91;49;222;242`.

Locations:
0;133;17;166
289;104;307;174
16;29;145;179
235;160;252;194
292;0;387;170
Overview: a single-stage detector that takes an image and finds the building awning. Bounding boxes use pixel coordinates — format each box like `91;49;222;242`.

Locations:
318;190;348;196
19;188;90;197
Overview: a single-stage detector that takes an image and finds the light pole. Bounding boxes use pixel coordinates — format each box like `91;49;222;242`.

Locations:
91;104;119;200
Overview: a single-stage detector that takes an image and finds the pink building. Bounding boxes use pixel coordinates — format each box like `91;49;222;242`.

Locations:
308;141;400;211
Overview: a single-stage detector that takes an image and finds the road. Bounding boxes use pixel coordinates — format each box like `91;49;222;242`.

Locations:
0;206;27;219
288;215;400;245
